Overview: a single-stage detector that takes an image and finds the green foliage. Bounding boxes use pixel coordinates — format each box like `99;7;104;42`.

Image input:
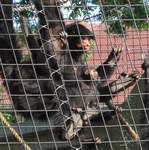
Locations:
93;0;149;34
82;39;95;64
65;0;149;34
15;0;149;35
64;0;95;19
22;54;30;61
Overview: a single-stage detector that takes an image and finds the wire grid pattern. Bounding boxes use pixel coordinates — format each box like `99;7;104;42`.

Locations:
0;0;148;150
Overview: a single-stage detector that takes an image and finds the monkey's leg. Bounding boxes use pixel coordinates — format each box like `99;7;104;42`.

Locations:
110;71;139;93
98;71;139;102
82;47;123;81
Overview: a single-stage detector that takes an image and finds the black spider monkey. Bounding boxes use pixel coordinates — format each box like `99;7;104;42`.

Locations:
0;0;138;142
60;23;139;140
63;23;138;106
139;58;149;150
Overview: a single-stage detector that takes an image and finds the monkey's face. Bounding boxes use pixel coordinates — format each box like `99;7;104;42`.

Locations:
76;37;91;52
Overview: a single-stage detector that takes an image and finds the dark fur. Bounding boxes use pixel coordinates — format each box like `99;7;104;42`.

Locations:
139;59;149;150
63;23;121;105
0;0;70;120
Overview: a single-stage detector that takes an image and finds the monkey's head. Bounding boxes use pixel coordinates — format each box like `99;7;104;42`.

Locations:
66;23;95;60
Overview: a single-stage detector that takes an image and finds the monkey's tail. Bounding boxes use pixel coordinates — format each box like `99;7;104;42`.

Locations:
106;101;140;144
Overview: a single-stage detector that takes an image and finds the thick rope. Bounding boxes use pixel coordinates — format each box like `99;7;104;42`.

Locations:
13;3;35;13
0;112;32;150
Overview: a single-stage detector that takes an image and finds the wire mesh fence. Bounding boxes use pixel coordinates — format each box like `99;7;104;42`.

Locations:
0;0;149;150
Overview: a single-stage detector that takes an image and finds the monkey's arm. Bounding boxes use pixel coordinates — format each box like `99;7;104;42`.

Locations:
96;47;122;80
80;47;122;82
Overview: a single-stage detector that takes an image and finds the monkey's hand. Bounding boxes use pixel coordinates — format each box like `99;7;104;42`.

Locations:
65;112;83;140
106;47;122;67
54;110;83;140
59;31;68;45
85;68;98;80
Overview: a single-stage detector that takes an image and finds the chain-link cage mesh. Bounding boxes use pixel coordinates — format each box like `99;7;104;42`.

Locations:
0;0;149;150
